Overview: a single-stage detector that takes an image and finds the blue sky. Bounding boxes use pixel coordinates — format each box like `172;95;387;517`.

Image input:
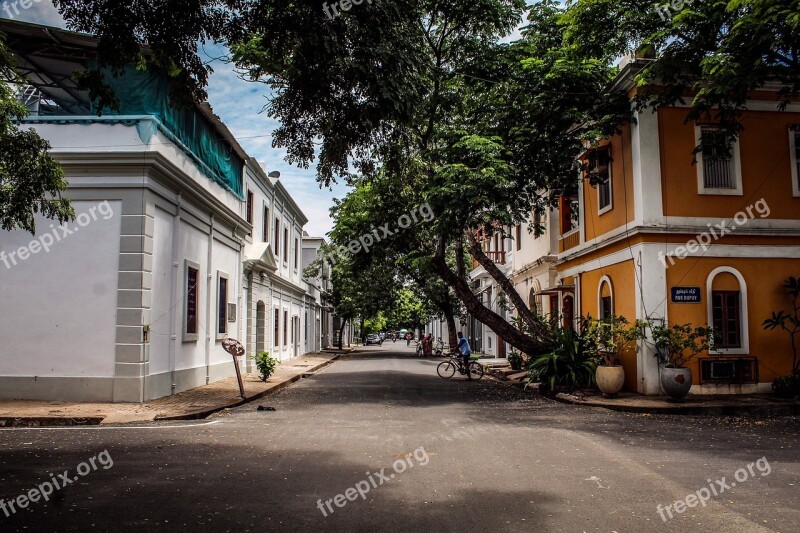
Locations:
4;2;347;238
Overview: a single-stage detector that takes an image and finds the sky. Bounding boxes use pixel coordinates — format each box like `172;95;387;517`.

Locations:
3;2;347;238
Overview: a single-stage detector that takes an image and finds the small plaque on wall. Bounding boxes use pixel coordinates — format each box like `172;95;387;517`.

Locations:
671;287;702;303
228;303;237;322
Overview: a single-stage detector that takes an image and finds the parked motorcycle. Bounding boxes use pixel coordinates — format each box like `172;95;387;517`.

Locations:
434;337;444;357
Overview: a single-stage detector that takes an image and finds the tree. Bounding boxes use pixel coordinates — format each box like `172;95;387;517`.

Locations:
304;243;396;349
53;0;242;111
363;313;388;336
384;288;436;336
57;1;627;356
321;2;627;356
561;0;800;141
0;35;73;234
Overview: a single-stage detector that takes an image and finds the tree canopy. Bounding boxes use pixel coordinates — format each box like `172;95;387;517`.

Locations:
49;0;800;355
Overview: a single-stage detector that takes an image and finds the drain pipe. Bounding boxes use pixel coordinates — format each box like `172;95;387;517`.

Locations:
168;192;182;395
205;214;215;384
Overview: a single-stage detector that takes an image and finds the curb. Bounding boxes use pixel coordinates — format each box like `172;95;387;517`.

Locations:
156;355;341;421
0;416;104;428
553;393;800;417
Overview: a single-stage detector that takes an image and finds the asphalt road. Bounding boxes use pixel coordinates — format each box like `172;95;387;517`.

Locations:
0;344;798;532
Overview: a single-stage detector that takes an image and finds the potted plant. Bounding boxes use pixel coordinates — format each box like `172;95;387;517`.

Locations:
651;323;713;401
508;348;525;371
255;351;280;382
587;316;647;398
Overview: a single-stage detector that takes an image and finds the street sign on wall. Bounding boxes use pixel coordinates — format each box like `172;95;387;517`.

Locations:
671;287;702;303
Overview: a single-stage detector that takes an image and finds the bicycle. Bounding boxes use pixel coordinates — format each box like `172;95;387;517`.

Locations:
436;350;484;380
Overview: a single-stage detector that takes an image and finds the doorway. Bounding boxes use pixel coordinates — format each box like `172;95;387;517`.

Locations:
256;301;266;354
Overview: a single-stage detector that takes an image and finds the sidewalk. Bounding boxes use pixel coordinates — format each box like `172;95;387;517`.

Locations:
554;390;800;416
0;352;340;427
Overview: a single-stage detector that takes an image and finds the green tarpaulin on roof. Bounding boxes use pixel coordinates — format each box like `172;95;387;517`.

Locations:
95;65;244;197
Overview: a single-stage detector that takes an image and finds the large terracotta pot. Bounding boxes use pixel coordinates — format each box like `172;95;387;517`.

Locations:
596;366;625;398
660;366;693;400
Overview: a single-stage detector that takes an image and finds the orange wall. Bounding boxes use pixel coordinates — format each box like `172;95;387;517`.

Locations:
582;123;636;241
665;257;800;384
580;260;639;391
658;107;800;219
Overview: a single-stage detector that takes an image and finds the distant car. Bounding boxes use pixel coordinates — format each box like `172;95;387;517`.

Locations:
365;334;381;346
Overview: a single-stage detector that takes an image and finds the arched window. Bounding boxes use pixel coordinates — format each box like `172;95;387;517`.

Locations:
598;276;614;319
706;267;749;354
529;280;543;315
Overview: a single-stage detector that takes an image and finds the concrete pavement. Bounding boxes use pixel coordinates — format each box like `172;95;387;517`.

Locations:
0;352;339;425
0;343;797;531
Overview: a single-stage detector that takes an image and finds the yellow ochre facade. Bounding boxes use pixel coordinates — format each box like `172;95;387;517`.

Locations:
552;64;800;395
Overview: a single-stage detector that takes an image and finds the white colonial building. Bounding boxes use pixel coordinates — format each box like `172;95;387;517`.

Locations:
0;20;327;402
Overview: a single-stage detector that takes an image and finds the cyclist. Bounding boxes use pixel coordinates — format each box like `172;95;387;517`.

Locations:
456;332;473;380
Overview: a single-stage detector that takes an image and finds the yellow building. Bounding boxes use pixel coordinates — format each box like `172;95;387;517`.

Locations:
552;58;800;395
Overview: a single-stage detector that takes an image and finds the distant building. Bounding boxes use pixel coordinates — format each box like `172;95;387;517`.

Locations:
0;20;326;402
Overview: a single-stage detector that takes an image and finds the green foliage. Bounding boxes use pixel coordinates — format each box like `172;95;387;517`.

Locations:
54;0;238;110
507;348;525;370
762;276;800;376
586;315;648;366
363;313;388;335
772;375;800;399
562;0;800;144
651;323;714;368
527;326;598;393
254;351;279;382
0;36;73;234
385;288;435;332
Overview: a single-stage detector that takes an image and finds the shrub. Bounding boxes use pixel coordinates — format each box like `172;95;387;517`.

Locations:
762;276;800;376
772;375;800;399
255;352;280;382
527;326;597;393
651;323;713;368
585;315;647;366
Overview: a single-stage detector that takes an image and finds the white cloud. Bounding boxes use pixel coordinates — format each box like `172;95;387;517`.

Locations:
1;1;65;26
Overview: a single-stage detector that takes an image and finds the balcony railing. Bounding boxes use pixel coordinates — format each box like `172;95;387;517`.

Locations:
484;250;507;264
559;229;580;253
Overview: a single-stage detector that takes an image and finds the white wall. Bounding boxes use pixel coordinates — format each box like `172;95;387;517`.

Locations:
173;220;209;371
149;206;175;376
0;200;122;377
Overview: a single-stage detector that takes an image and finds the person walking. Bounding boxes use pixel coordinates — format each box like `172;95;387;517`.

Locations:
422;333;433;357
456;332;473;380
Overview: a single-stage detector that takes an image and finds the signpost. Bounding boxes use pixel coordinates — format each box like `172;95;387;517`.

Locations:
671;287;702;304
222;337;246;399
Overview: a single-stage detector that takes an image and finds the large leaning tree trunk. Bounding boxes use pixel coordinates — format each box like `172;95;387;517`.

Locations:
431;237;549;356
444;309;458;349
467;231;550;339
